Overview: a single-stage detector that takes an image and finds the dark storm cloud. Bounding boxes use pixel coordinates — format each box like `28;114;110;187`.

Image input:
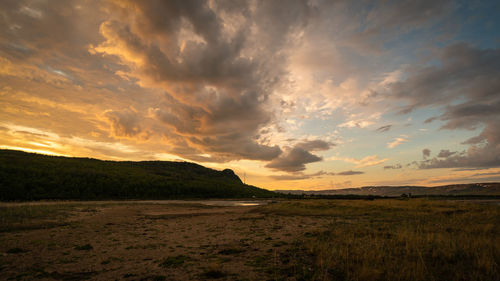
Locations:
97;0;310;89
90;0;314;162
1;1;95;50
265;147;322;173
96;18;256;90
342;0;454;53
376;125;392;132
7;0;490;178
390;44;500;169
189;134;282;162
336;170;364;176
150;90;282;161
0;0;321;167
436;101;500;137
391;44;500;113
253;0;311;51
265;140;333;172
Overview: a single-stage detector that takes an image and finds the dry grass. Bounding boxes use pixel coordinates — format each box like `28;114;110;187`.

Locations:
0;204;75;232
0;199;498;280
260;199;500;281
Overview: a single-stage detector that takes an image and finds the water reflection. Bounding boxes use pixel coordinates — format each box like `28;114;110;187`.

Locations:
0;200;270;207
159;200;267;206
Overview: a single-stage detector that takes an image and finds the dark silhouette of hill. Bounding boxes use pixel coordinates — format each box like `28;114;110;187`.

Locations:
0;149;275;200
277;182;500;197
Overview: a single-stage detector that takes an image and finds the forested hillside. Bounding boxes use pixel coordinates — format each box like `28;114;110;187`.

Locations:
0;150;275;200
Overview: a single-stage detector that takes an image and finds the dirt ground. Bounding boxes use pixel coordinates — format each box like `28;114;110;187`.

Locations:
0;202;329;281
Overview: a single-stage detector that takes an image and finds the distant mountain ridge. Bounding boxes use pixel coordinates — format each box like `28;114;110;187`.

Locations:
0;149;275;200
276;183;500;196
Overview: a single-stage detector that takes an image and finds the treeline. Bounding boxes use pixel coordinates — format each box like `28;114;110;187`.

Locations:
279;193;388;200
0;150;276;201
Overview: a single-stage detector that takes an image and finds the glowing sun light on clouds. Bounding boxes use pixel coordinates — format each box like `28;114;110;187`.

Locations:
1;0;499;189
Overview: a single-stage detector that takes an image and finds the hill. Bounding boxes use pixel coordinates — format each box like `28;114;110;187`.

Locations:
276;182;500;197
0;149;275;200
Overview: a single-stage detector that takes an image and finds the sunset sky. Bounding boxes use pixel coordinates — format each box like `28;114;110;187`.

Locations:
1;0;500;190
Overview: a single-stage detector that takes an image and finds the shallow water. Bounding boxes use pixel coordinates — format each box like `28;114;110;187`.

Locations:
135;200;268;206
0;199;270;207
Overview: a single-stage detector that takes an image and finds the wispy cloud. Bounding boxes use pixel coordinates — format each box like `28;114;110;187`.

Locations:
384;164;402;169
332;155;389;168
376;125;392;133
337;170;364;176
387;136;408;148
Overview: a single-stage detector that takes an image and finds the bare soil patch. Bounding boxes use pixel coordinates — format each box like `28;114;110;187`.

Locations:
0;201;327;280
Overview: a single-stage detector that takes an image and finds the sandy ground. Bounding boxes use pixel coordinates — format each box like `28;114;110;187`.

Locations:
0;202;329;281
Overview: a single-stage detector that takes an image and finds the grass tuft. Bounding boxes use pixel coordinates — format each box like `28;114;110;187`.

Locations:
74;244;93;251
159;255;191;268
7;247;28;254
218;248;245;255
261;199;500;281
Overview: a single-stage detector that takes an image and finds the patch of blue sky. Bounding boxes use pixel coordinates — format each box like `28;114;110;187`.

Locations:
382;20;446;54
39;65;72;79
396;107;481;145
452;0;500;48
326;129;388;160
320;107;480;168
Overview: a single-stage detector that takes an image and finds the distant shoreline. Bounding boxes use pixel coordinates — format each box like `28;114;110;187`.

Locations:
0;199;272;207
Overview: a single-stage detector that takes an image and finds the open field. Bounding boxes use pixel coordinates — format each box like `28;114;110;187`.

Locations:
1;199;499;281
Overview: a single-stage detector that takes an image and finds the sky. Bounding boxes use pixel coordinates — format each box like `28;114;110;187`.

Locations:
1;0;500;190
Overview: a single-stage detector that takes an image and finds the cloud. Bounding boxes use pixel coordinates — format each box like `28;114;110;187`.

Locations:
265;139;333;172
337;112;381;129
104;109;150;140
269;170;333;181
265;147;322;172
422;148;431;158
270;169;365;180
387;136;408;148
419;145;500;169
343;0;454;53
390;44;500;169
269;174;312;181
87;0;314;163
0;123;158;161
336;170;364;176
1;0;497;184
437;149;456;158
295;139;334;151
376;125;392;132
419;122;500;169
427;171;500;184
1;0;343;172
384;164;402;169
391;44;500;113
338;119;374;129
342;155;389;168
